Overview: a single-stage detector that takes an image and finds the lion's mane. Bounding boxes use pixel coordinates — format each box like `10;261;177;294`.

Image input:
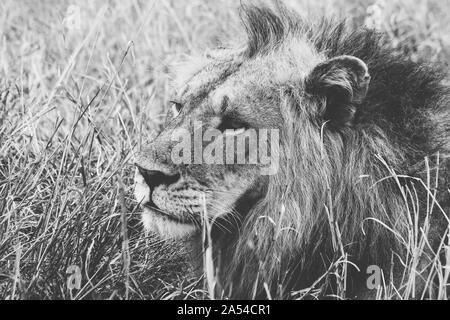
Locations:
214;5;450;299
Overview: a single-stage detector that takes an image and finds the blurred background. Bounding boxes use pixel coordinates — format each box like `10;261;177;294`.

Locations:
1;0;450;300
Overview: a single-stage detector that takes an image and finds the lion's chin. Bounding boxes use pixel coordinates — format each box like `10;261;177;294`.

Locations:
141;209;197;239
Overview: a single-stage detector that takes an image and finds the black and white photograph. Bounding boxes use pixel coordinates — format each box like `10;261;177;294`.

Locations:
1;0;450;306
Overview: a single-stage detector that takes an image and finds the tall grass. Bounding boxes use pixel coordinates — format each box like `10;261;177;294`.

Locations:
0;0;449;300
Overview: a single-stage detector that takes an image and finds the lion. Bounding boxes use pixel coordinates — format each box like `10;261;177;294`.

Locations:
134;5;450;299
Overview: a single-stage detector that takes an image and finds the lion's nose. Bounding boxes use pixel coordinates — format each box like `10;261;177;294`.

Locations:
136;165;180;189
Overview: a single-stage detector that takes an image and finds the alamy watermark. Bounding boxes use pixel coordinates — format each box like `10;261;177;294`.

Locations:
66;265;82;291
366;265;383;290
170;122;280;176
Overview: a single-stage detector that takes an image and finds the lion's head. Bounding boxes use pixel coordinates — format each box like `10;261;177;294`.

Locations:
134;6;370;238
135;6;450;298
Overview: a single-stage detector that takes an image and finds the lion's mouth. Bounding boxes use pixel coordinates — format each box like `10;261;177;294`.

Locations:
143;201;194;225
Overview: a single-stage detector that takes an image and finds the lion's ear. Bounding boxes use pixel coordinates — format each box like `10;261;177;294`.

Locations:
305;55;371;127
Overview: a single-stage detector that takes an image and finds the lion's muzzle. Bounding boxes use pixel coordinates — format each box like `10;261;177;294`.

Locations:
133;163;200;239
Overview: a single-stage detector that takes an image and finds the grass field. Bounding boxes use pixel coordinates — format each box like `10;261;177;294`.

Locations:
1;0;450;300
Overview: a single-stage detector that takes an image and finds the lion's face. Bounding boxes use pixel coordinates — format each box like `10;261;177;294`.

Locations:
134;43;321;238
134;29;370;239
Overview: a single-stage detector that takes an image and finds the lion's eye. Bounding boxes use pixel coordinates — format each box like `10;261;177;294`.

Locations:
219;116;249;136
224;127;246;137
170;101;183;118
